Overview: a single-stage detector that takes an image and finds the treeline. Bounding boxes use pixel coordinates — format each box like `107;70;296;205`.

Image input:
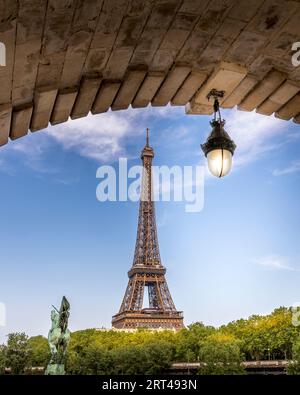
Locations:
1;307;300;375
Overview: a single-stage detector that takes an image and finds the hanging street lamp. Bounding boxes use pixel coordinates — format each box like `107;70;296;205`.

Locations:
201;89;236;178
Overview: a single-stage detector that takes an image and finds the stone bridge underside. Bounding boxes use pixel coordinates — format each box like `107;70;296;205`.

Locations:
0;0;300;147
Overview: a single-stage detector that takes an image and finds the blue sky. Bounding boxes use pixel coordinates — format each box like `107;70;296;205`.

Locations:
0;105;299;342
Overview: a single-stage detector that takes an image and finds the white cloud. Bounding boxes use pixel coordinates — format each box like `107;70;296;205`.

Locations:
0;105;184;176
255;255;296;271
11;135;61;174
47;111;131;162
157;210;169;228
224;109;289;168
0;105;296;174
273;160;300;176
45;105;183;162
143;104;184;119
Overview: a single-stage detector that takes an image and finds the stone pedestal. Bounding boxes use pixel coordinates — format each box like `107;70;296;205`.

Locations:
44;363;65;375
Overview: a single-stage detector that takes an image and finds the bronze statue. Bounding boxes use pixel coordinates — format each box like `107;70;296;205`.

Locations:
45;296;71;375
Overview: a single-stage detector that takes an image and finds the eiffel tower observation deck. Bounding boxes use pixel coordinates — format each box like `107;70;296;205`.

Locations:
112;129;184;330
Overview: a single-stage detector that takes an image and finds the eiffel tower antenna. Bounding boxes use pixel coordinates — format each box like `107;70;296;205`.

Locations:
112;132;184;330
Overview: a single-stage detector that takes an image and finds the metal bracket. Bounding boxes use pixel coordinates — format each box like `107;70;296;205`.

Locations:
207;89;225;101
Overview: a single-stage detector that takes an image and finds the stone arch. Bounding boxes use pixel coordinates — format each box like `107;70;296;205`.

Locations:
0;0;299;148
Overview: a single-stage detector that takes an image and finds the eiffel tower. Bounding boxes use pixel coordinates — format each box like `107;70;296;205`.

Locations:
112;129;184;330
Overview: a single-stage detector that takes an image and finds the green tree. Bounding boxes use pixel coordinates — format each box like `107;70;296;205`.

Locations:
111;346;146;375
6;332;31;375
70;347;113;375
198;333;245;375
28;336;49;367
175;322;214;361
143;341;174;374
223;308;299;361
22;306;300;375
287;337;300;375
0;345;7;375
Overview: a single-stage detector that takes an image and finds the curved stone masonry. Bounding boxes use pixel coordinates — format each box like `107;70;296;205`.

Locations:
0;0;299;147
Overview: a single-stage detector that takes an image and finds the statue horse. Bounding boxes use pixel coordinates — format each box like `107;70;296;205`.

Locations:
45;296;71;375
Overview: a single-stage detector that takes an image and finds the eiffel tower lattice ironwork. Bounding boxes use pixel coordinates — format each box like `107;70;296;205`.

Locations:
112;129;184;330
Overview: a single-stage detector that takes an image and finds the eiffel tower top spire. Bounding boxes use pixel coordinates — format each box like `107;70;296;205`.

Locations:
141;127;154;160
146;127;149;147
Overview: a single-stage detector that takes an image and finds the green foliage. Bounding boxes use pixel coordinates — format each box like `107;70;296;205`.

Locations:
142;341;174;374
66;337;174;375
67;347;114;375
0;307;299;375
111;346;147;374
287;336;300;375
0;345;7;375
175;322;215;361
224;307;299;361
5;332;31;375
198;333;245;375
28;336;50;367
